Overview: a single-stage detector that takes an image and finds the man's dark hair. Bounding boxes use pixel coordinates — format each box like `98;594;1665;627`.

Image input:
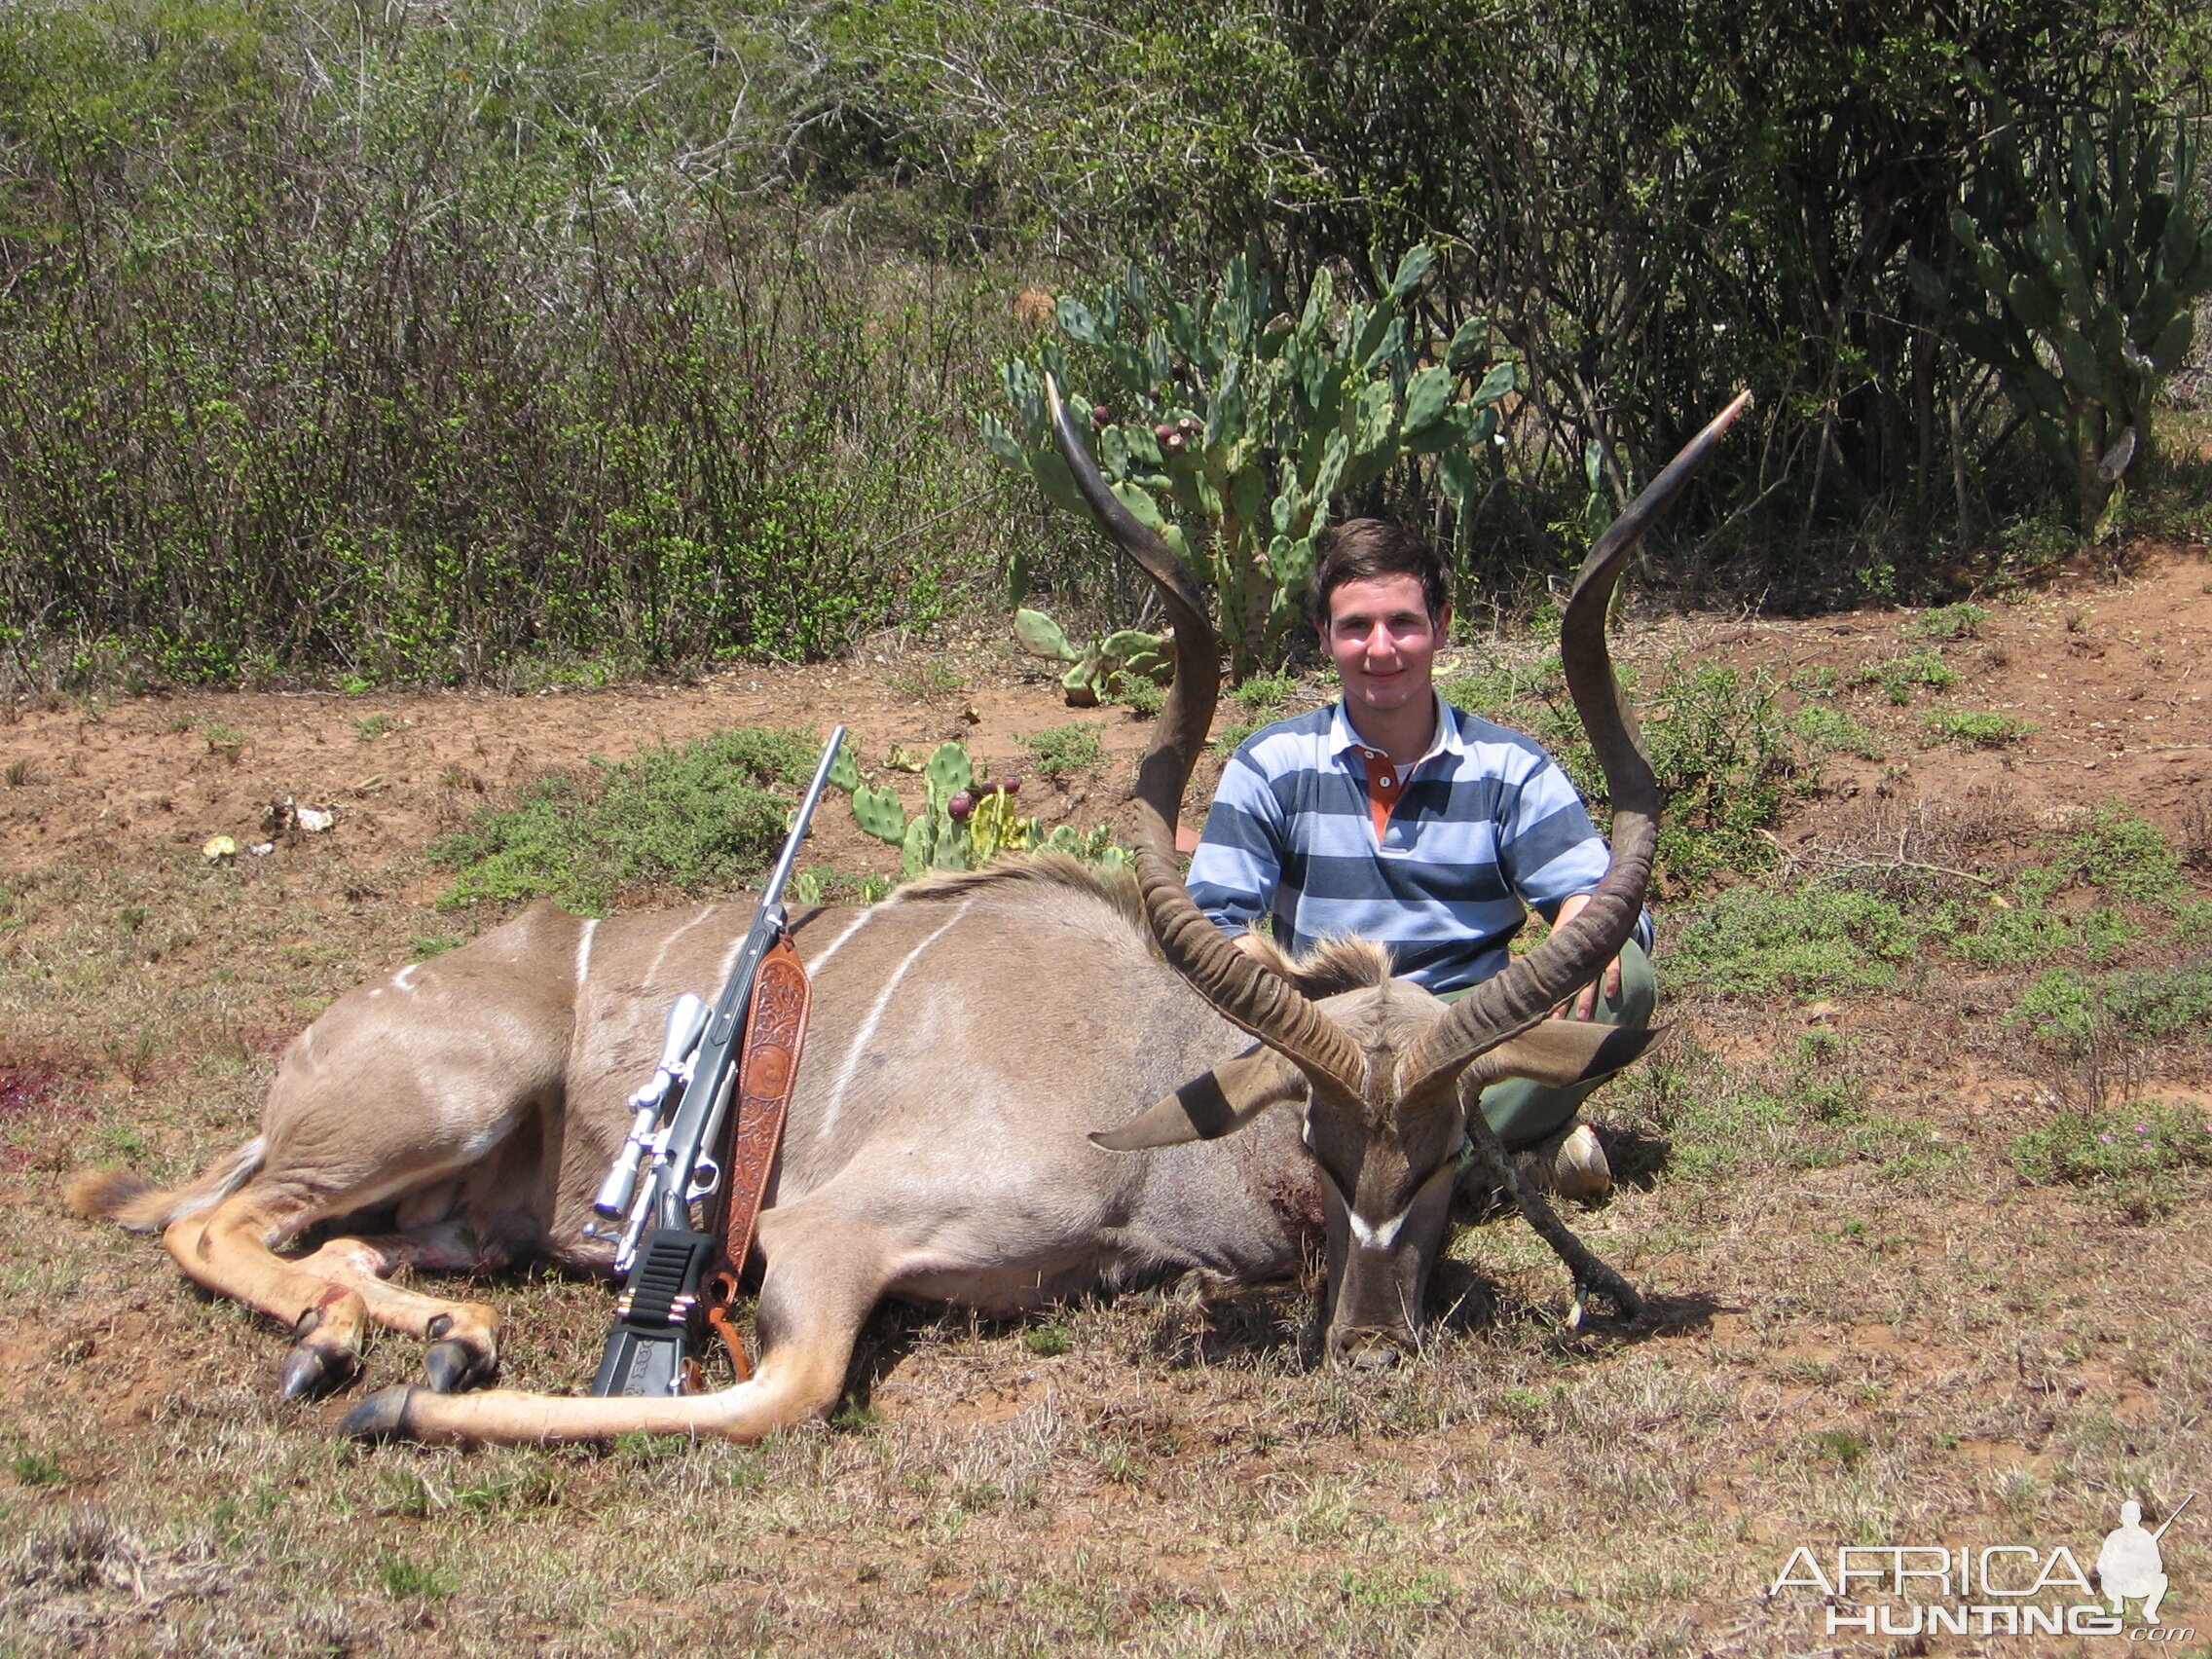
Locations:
1308;518;1451;630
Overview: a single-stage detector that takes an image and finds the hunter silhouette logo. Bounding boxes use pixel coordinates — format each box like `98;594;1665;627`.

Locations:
1770;1494;2195;1640
2099;1495;2190;1625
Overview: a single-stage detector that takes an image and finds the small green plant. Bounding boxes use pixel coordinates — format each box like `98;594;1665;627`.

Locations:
2006;961;2212;1053
1021;1324;1071;1356
10;1450;63;1487
1118;677;1164;718
885;661;966;700
352;714;400;741
1810;1428;1868;1468
3;757;33;788
2059;804;2185;903
410;934;462;959
2009;1104;2212;1221
377;1554;458;1600
203;720;245;761
1921;707;2032;747
1233;672;1299;717
1790;702;1886;760
1026;723;1107;782
1859;650;1959;705
1911;604;1990;640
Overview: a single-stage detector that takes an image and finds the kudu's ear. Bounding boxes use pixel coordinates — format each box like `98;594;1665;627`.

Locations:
1468;1021;1658;1090
1090;1050;1309;1153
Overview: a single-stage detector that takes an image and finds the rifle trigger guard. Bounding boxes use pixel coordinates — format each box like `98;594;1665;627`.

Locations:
684;1157;720;1203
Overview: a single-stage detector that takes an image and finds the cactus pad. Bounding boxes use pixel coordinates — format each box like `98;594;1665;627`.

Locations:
850;783;907;845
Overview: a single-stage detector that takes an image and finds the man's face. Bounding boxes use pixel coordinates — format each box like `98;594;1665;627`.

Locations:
1322;574;1448;721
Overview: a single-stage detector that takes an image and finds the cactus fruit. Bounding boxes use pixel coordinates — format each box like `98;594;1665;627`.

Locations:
947;791;975;822
989;246;1514;678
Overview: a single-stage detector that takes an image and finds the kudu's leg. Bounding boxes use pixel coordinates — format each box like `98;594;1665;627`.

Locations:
341;1201;889;1446
287;1230;502;1392
164;1187;379;1401
1460;1094;1644;1325
164;1188;507;1399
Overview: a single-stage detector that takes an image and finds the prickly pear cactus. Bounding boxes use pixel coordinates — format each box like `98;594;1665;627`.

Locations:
1912;75;2212;529
982;246;1514;680
1013;611;1174;707
851;782;908;845
848;738;1126;884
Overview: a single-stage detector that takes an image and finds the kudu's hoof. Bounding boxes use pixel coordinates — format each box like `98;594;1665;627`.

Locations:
421;1339;492;1394
278;1341;357;1403
338;1385;419;1443
1574;1270;1645;1325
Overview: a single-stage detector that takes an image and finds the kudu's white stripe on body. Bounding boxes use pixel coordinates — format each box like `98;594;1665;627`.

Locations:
818;902;973;1140
391;963;421;992
803;906;876;978
643;905;714;987
574;917;600;985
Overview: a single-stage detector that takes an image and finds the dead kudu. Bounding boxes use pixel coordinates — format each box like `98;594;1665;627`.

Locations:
69;385;1749;1445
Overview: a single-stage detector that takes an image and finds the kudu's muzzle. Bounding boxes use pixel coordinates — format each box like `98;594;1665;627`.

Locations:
1317;1149;1462;1367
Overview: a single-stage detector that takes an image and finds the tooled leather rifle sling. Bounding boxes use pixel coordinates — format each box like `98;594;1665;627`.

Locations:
702;932;811;1380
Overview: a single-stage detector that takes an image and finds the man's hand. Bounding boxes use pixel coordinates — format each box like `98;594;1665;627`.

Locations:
1548;892;1623;1020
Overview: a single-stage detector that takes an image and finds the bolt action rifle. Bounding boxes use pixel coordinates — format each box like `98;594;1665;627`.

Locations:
582;726;844;1397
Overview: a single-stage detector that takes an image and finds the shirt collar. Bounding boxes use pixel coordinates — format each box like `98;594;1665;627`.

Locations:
1328;691;1462;768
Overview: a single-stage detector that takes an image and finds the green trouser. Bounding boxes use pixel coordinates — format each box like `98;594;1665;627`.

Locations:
1436;940;1655;1152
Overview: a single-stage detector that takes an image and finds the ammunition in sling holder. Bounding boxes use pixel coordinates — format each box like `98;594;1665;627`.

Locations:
588;1228;717;1399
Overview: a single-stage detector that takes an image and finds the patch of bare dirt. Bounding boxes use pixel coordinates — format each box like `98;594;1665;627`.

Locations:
0;644;1177;886
1637;539;2212;842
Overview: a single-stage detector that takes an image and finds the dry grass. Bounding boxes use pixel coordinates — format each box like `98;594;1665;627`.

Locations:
2;805;2211;1654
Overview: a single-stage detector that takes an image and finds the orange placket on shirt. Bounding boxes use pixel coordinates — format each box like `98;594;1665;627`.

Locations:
1356;748;1404;843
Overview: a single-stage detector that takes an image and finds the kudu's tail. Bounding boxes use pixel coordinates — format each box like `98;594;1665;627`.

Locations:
67;1137;266;1233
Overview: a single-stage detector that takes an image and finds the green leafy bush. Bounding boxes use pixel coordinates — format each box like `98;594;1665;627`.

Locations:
1921;707;2033;747
1670;885;1923;999
1026;724;1108;782
430;728;818;913
1790;702;1886;760
1910;604;1990;640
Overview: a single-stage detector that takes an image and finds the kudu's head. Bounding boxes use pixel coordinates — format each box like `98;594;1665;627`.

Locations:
1045;379;1749;1361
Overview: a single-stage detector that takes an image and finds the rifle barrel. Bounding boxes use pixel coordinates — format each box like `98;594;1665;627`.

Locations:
760;727;847;916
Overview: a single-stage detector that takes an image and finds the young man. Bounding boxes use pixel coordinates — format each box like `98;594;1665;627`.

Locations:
1186;519;1653;1198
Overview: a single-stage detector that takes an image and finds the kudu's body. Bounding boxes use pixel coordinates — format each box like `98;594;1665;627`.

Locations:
73;381;1749;1445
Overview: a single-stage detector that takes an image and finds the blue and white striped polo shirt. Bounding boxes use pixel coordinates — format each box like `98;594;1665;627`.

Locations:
1187;693;1652;995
